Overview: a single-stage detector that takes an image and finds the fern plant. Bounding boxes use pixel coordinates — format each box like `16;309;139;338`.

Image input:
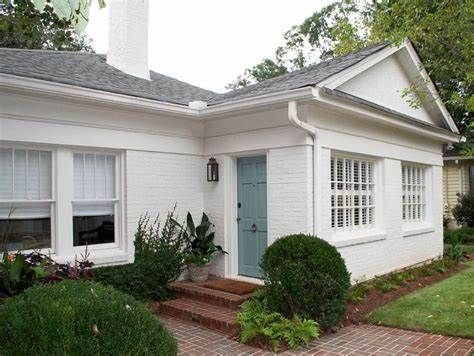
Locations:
237;295;319;352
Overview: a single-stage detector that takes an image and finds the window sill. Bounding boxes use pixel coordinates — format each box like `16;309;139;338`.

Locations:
332;229;387;248
402;224;435;238
54;248;130;266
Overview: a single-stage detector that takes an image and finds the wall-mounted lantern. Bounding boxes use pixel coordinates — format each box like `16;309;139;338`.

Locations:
207;157;219;182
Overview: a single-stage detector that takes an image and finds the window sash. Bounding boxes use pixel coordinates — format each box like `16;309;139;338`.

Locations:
331;156;375;230
0;148;52;201
402;164;426;221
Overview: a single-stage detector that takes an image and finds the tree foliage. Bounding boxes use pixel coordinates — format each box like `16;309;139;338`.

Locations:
0;0;93;51
228;0;473;148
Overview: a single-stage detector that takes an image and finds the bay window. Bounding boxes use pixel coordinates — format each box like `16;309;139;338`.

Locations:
331;155;375;230
0;148;53;251
73;153;116;246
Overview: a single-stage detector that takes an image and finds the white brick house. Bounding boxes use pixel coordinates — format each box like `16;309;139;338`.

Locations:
0;0;460;281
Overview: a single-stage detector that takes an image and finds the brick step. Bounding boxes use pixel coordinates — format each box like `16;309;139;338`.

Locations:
160;297;239;335
170;281;252;310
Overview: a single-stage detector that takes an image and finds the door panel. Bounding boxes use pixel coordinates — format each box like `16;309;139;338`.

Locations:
238;156;267;278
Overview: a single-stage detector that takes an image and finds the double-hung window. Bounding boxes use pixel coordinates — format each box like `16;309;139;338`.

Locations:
331;156;375;230
402;164;426;222
73;153;116;246
0;148;53;251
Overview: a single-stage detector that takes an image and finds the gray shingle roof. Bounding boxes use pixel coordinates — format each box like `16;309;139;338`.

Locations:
0;48;216;105
0;43;390;106
209;42;390;105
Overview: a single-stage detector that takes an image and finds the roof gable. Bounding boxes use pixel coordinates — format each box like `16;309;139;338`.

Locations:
318;40;458;134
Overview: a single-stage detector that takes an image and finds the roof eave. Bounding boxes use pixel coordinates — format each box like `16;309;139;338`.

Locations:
313;86;461;143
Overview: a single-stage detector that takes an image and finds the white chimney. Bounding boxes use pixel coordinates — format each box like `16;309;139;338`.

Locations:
107;0;150;80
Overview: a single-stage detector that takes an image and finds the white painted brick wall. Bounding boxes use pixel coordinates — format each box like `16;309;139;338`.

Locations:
318;147;444;281
267;146;314;244
126;150;205;261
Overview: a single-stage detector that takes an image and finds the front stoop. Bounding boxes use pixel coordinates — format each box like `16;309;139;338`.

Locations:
155;280;256;335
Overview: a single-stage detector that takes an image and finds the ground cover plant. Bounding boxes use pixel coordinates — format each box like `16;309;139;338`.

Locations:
237;290;320;352
260;234;350;329
0;280;177;355
367;261;474;338
94;210;187;300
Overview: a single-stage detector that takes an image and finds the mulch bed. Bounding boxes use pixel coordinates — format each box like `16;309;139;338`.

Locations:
342;260;469;326
203;279;259;295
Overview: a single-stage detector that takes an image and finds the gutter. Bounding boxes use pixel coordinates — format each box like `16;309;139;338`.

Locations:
288;101;320;236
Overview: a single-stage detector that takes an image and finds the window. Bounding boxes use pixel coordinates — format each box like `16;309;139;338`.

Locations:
402;164;426;222
0;148;53;250
73;153;116;246
331;156;375;230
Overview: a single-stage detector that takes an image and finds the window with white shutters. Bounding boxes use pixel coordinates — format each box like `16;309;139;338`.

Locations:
402;164;426;222
72;153;116;246
0;148;53;250
331;156;375;230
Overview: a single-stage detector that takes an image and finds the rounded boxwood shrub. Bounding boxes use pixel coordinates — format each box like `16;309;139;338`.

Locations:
0;280;177;355
260;234;350;329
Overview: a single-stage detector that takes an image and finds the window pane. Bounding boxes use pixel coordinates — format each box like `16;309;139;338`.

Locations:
0;204;51;250
14;150;27;199
0;148;13;199
27;150;40;200
73;203;114;246
39;151;52;199
74;153;85;199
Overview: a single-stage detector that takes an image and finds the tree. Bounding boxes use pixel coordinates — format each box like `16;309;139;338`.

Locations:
228;0;473;150
0;0;93;51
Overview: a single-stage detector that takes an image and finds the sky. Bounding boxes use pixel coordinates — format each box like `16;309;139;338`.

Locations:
85;0;334;93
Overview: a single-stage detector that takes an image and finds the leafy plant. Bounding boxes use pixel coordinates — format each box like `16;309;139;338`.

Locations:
173;212;226;266
452;193;474;227
0;280;177;355
0;249;94;297
237;294;319;352
260;234;350;329
372;277;397;293
444;227;474;245
347;282;371;303
94;209;188;300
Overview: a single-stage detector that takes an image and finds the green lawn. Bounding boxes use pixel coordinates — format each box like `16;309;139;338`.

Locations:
367;261;474;338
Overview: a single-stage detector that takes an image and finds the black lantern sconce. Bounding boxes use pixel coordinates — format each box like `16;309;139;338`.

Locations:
207;158;219;182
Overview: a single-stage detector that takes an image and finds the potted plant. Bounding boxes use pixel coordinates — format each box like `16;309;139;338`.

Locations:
175;212;226;282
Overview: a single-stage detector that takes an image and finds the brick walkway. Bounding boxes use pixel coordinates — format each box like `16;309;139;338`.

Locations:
160;316;474;355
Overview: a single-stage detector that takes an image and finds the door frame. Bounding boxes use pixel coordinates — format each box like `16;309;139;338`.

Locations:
224;151;268;284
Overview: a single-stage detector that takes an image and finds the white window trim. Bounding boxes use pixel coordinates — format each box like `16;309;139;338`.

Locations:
70;149;124;253
0;144;56;253
402;162;434;236
328;151;385;242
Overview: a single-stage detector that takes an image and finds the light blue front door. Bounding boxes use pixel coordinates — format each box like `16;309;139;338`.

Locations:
237;156;267;278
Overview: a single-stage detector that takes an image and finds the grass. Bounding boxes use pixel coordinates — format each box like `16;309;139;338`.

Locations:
367;261;474;338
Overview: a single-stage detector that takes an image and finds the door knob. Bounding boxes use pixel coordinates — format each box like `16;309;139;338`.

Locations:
251;223;257;233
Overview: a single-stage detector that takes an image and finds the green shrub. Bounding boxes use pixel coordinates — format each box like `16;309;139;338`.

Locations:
0;280;177;355
452;193;474;227
94;210;187;300
372;277;397;293
237;293;319;352
260;234;350;329
444;227;474;245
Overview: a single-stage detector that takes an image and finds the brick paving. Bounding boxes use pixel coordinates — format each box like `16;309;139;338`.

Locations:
160;316;474;356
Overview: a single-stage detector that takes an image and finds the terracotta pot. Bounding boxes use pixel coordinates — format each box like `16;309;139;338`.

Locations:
188;263;211;283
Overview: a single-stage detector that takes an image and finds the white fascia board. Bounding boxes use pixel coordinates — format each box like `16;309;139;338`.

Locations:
312;87;460;143
402;39;459;134
0;73;197;118
0;73;314;120
318;44;400;89
200;87;315;119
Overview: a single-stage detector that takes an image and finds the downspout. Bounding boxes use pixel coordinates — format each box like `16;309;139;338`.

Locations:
288;101;321;236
